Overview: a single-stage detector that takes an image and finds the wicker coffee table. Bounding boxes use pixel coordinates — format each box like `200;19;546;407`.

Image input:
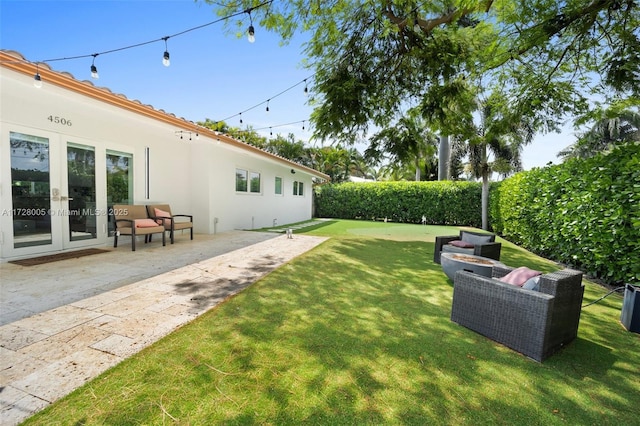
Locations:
440;252;505;281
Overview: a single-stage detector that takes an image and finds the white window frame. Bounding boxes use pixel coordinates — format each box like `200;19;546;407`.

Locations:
249;171;261;194
293;181;304;197
235;168;248;192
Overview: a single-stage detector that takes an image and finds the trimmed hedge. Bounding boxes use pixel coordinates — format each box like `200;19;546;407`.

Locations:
490;143;640;285
314;181;482;227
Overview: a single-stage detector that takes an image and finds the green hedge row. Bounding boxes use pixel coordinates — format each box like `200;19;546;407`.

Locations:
490;143;640;285
314;181;482;227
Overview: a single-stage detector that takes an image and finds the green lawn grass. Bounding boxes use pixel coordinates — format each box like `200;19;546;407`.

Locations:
24;220;639;425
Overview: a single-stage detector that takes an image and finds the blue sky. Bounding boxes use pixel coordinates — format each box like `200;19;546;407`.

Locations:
0;0;575;170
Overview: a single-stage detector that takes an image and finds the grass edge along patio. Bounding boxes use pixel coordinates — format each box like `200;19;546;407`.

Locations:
22;220;640;425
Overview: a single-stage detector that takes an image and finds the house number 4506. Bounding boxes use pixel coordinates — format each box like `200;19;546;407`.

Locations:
48;116;72;126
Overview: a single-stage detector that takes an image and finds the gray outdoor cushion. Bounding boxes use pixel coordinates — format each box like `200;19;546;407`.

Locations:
523;276;541;291
460;231;493;245
442;244;474;255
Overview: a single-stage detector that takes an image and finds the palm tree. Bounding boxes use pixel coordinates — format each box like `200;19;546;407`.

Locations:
460;93;533;230
367;109;439;181
378;162;414;181
558;105;640;160
308;145;352;183
348;149;377;180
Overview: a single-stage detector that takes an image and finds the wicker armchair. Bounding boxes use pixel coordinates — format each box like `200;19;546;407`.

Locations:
451;265;584;362
434;230;501;264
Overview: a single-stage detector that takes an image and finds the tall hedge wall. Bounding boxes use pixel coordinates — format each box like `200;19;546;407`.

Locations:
314;181;482;227
490;143;640;285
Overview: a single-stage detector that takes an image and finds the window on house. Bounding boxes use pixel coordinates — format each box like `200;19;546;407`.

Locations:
236;169;248;192
250;172;261;193
293;181;304;196
275;176;282;195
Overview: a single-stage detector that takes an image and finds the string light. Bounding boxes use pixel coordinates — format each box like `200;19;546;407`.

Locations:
162;37;170;67
247;10;256;43
251;119;308;133
23;0;273;74
175;130;198;141
304;79;308;96
266;99;270;113
33;64;42;88
217;77;312;124
90;54;99;79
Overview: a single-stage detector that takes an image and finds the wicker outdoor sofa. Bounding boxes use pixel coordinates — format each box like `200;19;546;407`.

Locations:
451;265;584;362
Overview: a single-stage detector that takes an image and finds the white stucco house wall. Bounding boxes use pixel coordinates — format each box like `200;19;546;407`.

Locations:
0;50;328;261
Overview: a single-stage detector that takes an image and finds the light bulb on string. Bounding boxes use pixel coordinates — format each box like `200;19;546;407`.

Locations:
239;113;243;124
247;10;255;43
90;54;99;79
270;127;273;136
266;100;270;113
33;64;42;88
304;79;309;96
162;37;171;67
302;120;305;131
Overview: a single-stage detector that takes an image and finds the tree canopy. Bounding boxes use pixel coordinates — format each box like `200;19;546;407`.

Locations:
205;0;639;156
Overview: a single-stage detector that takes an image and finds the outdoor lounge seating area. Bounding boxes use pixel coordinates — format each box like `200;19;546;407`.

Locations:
112;204;193;251
433;230;502;264
450;265;585;362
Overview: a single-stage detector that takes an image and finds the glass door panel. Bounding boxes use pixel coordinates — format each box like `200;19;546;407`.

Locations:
106;150;133;236
9;132;53;248
67;143;97;241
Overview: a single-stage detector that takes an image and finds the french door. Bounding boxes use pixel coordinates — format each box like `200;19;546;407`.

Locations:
1;127;109;258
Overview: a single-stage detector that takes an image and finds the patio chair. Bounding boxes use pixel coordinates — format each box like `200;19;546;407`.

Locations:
146;204;193;244
451;265;584;362
112;204;166;251
433;230;501;264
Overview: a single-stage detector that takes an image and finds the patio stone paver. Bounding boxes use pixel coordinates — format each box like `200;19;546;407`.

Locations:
0;232;327;425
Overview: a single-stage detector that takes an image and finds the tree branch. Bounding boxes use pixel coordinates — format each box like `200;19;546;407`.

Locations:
382;4;479;33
